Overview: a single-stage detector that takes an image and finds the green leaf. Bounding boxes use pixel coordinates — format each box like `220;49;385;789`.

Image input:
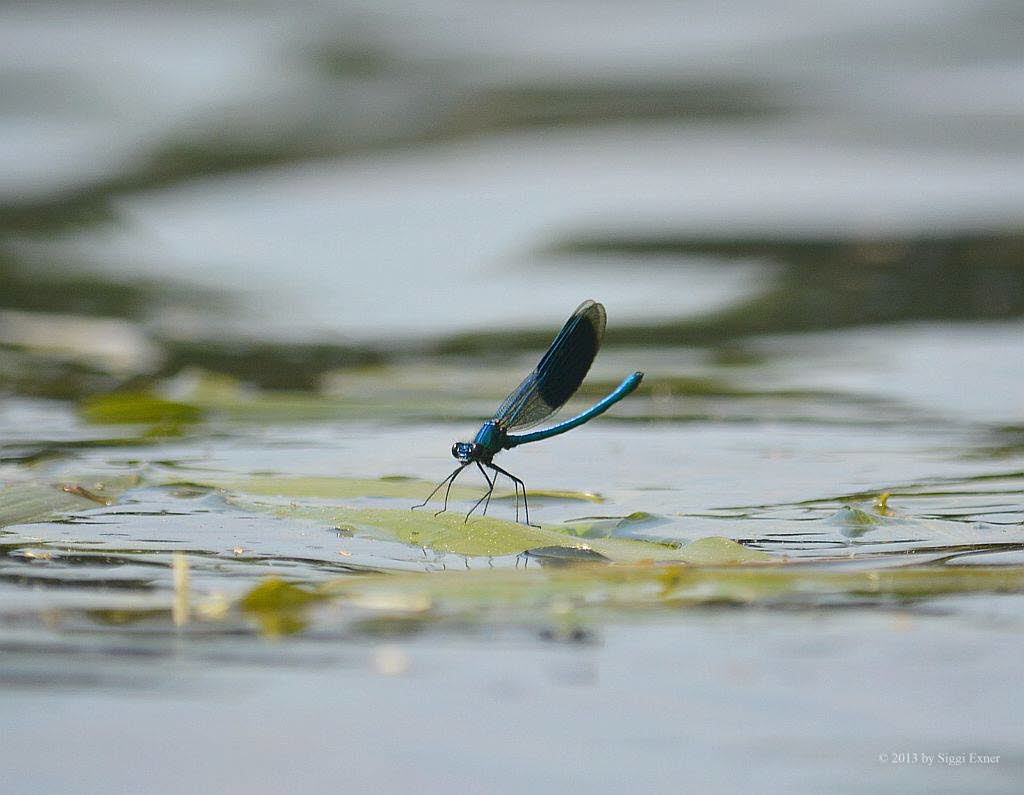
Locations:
240;577;325;611
205;475;490;502
201;474;601;504
169;473;770;563
240;577;327;637
230;496;771;564
672;536;775;564
0;476;135;528
80;392;203;425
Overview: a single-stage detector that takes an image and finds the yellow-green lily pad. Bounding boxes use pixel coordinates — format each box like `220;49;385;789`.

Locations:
80;392;203;425
230;496;772;564
201;474;601;504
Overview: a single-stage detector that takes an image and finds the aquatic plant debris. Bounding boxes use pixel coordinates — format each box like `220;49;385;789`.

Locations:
172;552;191;626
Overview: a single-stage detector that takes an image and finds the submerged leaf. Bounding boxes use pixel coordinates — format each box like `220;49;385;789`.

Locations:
491;489;604;504
240;577;325;612
240;577;326;637
828;506;882;527
524;546;612;565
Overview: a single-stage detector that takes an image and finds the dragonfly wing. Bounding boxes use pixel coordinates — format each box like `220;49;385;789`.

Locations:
493;300;606;431
491;370;539;426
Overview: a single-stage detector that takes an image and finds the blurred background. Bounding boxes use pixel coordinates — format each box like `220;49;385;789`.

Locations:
2;0;1022;407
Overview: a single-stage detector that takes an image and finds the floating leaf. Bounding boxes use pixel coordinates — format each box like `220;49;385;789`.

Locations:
177;472;771;564
0;483;100;528
201;474;600;504
561;511;671;538
0;475;135;528
80;392;203;425
205;475;488;502
671;536;774;564
230;496;771;564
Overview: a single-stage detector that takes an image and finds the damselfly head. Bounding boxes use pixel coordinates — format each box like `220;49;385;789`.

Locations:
451;441;480;462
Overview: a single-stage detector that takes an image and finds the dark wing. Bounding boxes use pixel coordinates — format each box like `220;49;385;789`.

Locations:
492;300;606;431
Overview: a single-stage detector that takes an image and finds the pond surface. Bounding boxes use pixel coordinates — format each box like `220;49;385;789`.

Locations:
3;324;1024;793
3;1;1024;793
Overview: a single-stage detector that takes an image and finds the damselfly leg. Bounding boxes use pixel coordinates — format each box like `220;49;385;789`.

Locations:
464;461;495;522
488;462;539;528
411;463;468;516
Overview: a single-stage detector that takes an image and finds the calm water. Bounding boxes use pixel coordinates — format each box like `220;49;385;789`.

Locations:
4;335;1024;793
2;1;1024;793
